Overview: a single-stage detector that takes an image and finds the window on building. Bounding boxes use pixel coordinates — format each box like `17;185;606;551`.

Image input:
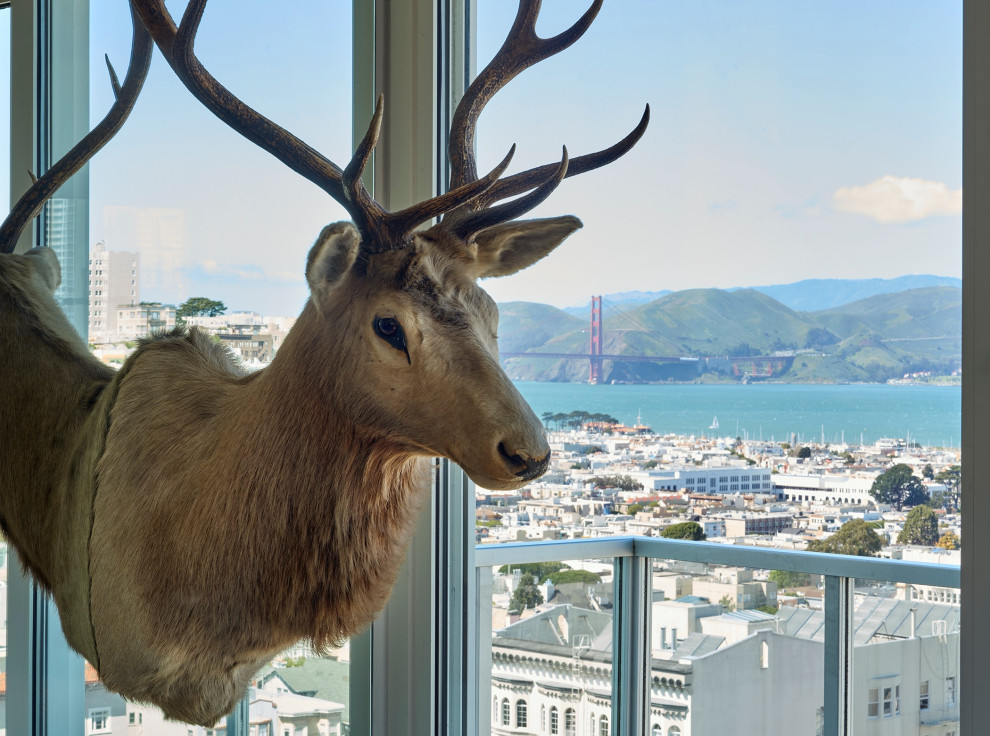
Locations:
87;708;111;735
668;728;681;736
564;708;576;736
921;680;930;709
868;688;880;718
516;699;528;728
550;706;559;735
761;640;770;669
599;714;609;736
883;686;893;716
651;726;662;736
947;676;957;704
502;697;511;725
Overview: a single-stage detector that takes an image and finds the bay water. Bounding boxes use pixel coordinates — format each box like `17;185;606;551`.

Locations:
513;382;962;449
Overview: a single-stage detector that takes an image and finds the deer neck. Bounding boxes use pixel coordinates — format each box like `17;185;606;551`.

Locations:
227;305;432;643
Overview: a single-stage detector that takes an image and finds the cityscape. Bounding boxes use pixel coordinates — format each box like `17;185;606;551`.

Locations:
41;241;961;735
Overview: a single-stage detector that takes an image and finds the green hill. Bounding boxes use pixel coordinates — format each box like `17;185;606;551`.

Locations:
497;286;961;384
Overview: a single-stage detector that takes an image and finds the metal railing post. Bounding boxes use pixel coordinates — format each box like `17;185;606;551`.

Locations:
823;575;855;736
614;553;651;736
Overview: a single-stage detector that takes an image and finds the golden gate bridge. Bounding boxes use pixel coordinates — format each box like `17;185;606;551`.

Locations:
498;295;794;383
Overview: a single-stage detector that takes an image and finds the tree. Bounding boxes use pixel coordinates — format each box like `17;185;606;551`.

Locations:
935;465;961;509
176;297;227;324
937;530;960;550
661;521;706;541
768;570;812;589
588;475;643;491
922;464;934;480
869;464;928;510
897;505;939;546
498;562;565;583
547;569;601;585
796;446;812;459
807;519;884;557
509;573;543;612
718;594;735;612
627;503;645;515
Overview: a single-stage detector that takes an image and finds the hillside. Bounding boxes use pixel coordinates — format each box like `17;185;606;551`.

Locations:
498;286;961;384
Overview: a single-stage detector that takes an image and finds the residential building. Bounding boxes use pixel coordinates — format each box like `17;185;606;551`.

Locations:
88;240;139;343
115;302;177;340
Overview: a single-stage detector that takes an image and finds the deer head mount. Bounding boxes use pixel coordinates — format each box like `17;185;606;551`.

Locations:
0;0;648;726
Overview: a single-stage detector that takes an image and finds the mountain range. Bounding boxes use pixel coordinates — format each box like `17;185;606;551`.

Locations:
500;277;961;384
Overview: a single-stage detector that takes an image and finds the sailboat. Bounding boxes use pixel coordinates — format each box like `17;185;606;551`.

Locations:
709;416;719;430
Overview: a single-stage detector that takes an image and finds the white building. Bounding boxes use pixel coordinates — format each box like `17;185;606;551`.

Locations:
88;240;139;343
774;472;879;505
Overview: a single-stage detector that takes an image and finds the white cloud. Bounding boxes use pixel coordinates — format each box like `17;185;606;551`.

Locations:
833;175;962;224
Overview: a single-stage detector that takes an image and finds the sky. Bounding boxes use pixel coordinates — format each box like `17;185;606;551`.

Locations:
2;1;963;315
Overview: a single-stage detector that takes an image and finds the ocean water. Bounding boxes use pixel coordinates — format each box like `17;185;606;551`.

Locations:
513;382;962;449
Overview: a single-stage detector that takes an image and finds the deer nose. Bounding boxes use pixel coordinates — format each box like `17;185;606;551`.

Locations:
498;443;551;482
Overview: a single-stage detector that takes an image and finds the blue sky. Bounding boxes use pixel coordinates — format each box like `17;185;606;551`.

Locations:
2;1;963;314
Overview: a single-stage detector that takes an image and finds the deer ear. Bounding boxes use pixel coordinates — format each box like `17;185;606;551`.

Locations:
306;222;360;309
473;216;582;279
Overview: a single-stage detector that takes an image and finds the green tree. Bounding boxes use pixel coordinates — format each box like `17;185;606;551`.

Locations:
176;297;227;324
897;505;939;546
922;464;935;480
509;573;544;612
796;446;812;459
626;503;645;515
588;475;643;491
718;594;735;612
661;521;706;541
498;562;565;583
547;569;602;585
869;464;928;510
935;465;961;509
937;530;960;550
807;519;884;557
768;570;812;589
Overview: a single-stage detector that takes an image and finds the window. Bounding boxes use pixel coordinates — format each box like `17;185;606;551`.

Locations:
517;699;528;728
599;714;610;736
88;708;111;734
921;680;930;709
669;728;681;736
652;726;662;736
947;676;957;704
502;697;511;725
565;708;576;736
550;707;559;735
868;688;880;718
883;686;893;716
761;640;769;669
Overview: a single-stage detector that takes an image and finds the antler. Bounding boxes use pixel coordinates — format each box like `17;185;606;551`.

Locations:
129;0;648;252
0;5;154;255
441;0;651;239
130;0;516;253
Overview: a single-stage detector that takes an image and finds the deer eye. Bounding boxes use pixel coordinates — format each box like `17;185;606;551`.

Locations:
374;317;408;356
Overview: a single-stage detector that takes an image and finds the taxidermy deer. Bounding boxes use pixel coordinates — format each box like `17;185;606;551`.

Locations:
0;0;648;725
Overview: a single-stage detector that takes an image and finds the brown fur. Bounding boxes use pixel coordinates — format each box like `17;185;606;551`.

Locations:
0;219;576;725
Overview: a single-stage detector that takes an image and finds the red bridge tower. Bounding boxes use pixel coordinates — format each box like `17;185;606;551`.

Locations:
590;295;603;383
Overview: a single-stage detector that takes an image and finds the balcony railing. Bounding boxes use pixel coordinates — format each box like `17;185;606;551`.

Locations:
474;537;961;736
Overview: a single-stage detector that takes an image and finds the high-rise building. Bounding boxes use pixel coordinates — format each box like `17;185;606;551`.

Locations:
88;241;140;344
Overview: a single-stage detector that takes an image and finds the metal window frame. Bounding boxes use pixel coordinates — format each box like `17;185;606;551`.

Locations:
8;1;89;733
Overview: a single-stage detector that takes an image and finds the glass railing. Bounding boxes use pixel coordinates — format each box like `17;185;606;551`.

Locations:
474;537;960;736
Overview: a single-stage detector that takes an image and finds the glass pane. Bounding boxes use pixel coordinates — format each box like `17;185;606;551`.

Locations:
852;576;960;734
483;556;615;735
651;560;821;735
84;1;352;730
